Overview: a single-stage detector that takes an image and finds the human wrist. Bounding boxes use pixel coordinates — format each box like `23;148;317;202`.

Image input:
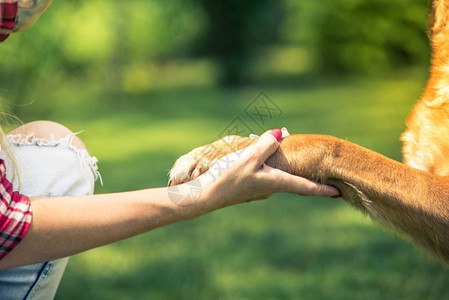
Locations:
165;175;225;220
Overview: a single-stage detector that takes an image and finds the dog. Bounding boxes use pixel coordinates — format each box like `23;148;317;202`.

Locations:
168;0;449;264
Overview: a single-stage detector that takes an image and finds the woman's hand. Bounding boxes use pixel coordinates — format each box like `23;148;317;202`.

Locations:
197;128;341;208
0;128;338;270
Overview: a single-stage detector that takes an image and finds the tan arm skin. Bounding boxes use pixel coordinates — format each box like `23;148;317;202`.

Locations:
0;131;338;270
169;134;449;263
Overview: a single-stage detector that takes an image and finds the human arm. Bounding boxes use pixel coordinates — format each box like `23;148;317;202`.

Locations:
170;133;449;263
0;130;339;270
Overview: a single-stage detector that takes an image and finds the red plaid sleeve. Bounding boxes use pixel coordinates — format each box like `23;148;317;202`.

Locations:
0;1;18;42
0;159;32;260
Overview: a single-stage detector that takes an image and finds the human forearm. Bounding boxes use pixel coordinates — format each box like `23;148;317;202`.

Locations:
0;130;339;270
0;183;217;270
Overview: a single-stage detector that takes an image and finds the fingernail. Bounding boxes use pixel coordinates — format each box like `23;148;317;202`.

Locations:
281;127;290;137
270;129;282;141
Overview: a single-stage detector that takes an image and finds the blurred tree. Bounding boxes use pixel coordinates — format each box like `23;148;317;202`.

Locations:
0;0;432;109
193;0;283;86
282;0;430;75
0;0;206;116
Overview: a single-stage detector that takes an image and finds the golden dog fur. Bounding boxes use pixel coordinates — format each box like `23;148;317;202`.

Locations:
169;0;449;264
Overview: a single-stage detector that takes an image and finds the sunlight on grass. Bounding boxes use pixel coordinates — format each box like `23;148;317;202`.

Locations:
71;118;220;162
70;238;188;275
122;60;218;94
49;71;449;299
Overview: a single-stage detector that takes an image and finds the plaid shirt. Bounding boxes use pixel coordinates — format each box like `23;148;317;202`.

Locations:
0;0;18;42
0;159;32;260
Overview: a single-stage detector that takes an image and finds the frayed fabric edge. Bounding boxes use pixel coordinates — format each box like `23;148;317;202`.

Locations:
4;131;103;186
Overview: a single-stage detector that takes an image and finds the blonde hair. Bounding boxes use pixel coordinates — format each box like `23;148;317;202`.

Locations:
0;113;22;189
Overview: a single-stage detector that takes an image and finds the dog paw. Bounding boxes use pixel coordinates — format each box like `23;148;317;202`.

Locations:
168;135;255;186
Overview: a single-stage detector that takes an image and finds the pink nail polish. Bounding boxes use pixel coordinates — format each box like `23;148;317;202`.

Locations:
270;129;282;141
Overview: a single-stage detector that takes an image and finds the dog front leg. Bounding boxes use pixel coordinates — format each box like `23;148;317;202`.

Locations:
268;134;449;263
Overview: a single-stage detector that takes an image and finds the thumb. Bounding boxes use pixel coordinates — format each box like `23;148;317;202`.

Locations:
250;129;283;168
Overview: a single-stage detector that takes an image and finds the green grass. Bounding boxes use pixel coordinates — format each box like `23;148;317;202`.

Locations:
19;69;449;299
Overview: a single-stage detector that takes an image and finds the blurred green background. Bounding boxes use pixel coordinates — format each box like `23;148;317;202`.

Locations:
2;0;449;299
